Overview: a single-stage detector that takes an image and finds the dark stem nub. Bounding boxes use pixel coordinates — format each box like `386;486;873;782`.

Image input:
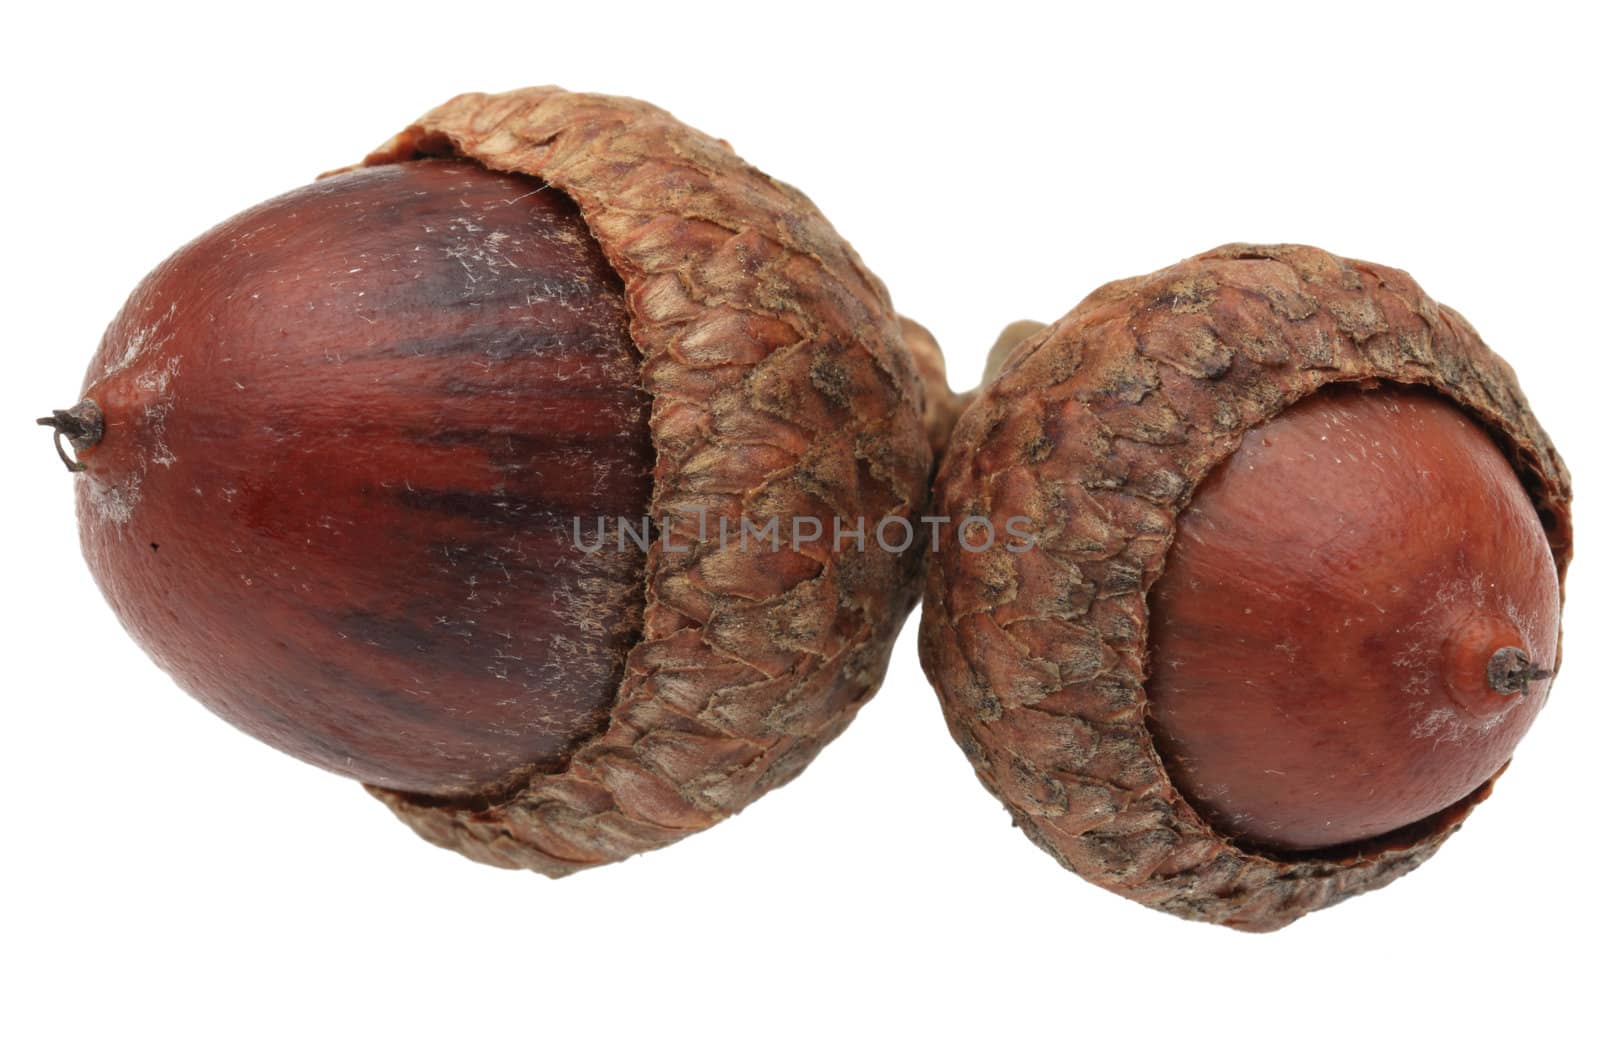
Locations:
37;399;104;473
1487;645;1554;696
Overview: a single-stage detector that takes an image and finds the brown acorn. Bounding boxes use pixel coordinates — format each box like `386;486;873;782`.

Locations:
918;244;1571;930
44;88;940;874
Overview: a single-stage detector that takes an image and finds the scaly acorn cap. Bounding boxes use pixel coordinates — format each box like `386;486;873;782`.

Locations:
919;244;1571;931
343;87;940;874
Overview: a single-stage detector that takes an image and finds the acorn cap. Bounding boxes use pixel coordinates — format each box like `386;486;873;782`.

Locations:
919;244;1571;931
349;88;935;874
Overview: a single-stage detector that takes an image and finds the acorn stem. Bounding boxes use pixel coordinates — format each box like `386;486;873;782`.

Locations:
1487;645;1553;696
981;320;1048;386
899;315;968;461
37;399;103;473
899;318;1056;464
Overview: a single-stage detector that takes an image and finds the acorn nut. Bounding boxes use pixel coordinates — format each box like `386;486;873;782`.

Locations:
46;88;943;875
918;244;1570;931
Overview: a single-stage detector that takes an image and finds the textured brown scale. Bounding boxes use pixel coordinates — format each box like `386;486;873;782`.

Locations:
346;89;935;873
918;244;1571;931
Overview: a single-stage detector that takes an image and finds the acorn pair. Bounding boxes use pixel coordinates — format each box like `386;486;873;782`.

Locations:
49;88;1568;931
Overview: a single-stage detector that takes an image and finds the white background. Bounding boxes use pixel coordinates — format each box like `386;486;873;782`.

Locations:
5;2;1595;1055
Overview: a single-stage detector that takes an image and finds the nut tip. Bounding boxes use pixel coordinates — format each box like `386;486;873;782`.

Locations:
38;398;103;473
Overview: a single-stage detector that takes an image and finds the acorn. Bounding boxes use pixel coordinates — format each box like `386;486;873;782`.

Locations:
43;88;940;874
918;244;1571;930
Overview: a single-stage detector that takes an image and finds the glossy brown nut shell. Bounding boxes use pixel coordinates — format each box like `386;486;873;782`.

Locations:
1144;384;1559;850
69;158;654;799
